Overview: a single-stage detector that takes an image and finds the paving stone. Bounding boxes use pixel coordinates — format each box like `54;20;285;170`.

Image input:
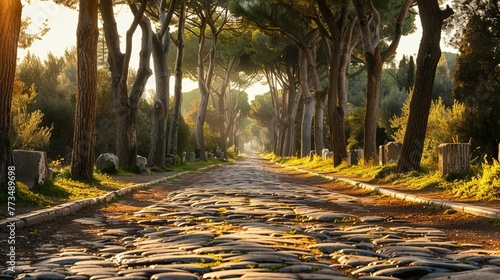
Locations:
150;272;200;280
36;255;102;265
24;272;67;280
372;266;451;277
201;269;271;279
420;266;500;279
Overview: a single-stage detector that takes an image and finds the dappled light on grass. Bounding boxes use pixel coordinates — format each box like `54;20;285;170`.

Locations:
265;153;500;201
28;168;133;202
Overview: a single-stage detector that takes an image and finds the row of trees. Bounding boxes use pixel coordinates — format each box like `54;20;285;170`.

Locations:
1;0;499;187
229;0;451;172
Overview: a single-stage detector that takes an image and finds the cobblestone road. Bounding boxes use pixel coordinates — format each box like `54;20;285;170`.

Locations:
2;156;500;279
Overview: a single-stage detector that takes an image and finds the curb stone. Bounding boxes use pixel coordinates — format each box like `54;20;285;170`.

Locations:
0;164;223;231
278;163;500;220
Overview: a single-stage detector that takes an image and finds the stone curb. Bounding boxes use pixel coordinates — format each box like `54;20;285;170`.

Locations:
280;164;500;220
0;164;222;231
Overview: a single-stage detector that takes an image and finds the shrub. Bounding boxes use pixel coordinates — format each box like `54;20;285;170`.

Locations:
391;96;465;168
451;158;500;200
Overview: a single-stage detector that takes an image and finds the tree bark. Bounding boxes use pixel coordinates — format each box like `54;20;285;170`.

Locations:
99;0;152;166
352;0;414;163
148;0;178;168
71;0;99;178
168;0;186;156
282;63;301;157
0;0;22;186
194;2;223;160
195;17;210;160
299;49;315;158
397;2;453;173
316;1;350;166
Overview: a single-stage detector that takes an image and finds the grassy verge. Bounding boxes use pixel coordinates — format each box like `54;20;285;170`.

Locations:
3;158;227;209
264;153;500;201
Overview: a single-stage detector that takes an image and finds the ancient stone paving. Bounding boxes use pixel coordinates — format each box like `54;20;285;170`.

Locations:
3;157;500;279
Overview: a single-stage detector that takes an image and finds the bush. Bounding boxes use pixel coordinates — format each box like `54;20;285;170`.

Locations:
391;97;465;168
451;158;500;200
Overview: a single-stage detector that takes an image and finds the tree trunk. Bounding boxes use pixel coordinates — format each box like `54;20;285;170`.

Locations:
285;80;301;157
0;0;21;186
314;92;326;155
149;0;178;167
195;16;211;160
71;0;99;178
149;30;169;167
299;50;315;158
100;0;152;166
317;0;349;167
217;57;237;154
397;2;454;173
194;5;219;160
352;0;414;163
363;48;383;163
168;0;186;156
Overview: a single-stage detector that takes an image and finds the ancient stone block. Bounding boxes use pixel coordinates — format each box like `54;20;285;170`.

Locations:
348;149;364;166
322;149;329;161
96;153;119;174
438;143;470;177
13;150;50;189
385;142;402;164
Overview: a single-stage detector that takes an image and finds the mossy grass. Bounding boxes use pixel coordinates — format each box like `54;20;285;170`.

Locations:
34;168;132;201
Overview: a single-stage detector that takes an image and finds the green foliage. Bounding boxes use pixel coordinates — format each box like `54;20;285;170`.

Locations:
11;77;53;150
345;107;388;151
432;53;454;107
249;93;274;127
346;108;365;150
395;55;415;93
168;112;196;157
452;3;500;159
451;159;500;200
391;96;466;168
17;50;75;159
95;69;115;155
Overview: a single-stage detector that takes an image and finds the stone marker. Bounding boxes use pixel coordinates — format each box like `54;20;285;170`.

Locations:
13;149;51;188
379;142;402;165
438;143;470;177
96;153;119;174
189;152;196;162
137;155;147;166
379;145;386;165
137;155;150;174
182;151;187;164
385;142;402;164
348;149;364;166
322;149;329;161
